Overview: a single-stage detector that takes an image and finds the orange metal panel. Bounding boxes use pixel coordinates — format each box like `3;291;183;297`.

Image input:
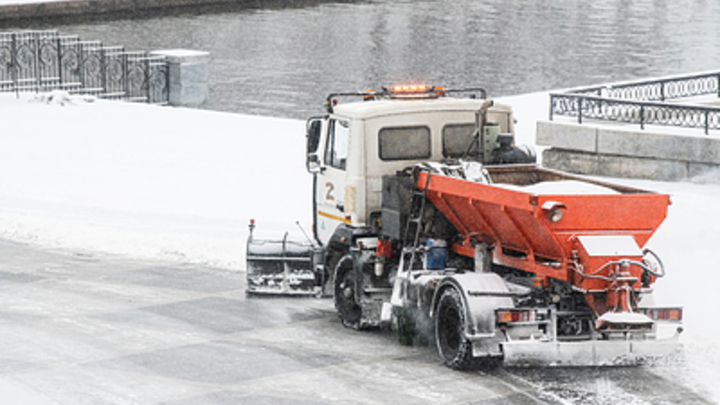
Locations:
418;171;533;211
415;168;670;285
537;194;669;249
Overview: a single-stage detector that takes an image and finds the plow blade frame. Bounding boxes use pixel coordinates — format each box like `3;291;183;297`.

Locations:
246;233;322;296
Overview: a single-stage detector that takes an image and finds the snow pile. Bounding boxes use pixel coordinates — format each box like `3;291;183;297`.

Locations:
498;180;620;195
30;90;95;106
419;160;492;184
0;92;311;269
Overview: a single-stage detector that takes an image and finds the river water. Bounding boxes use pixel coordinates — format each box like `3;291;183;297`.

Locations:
4;0;720;119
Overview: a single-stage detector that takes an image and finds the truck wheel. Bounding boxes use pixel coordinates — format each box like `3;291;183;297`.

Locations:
435;287;477;370
321;250;343;297
333;254;363;330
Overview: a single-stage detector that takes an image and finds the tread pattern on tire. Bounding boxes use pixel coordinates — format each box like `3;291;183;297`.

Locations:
435;287;500;371
333;254;363;330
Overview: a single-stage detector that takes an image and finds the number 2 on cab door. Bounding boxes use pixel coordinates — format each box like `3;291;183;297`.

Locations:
325;182;335;201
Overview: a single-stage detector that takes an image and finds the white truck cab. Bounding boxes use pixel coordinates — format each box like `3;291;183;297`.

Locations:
306;86;515;247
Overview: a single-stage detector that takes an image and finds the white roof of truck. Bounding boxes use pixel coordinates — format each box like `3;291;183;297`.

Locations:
332;97;512;120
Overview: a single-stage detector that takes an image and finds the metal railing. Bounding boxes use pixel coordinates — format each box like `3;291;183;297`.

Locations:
550;71;720;134
0;30;168;104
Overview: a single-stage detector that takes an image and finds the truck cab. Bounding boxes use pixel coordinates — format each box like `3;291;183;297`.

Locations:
306;86;515;247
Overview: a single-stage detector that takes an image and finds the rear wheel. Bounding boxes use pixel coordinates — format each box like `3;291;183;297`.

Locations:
435;287;501;370
333;254;363;330
436;288;475;370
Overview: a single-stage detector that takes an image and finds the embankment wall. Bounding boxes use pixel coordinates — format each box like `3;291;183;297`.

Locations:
537;120;720;181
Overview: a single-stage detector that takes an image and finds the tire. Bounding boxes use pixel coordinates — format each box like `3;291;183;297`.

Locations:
435;288;476;370
333;254;363;330
321;250;343;297
435;287;502;371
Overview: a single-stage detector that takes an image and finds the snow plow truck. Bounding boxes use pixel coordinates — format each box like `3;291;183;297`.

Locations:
246;85;683;369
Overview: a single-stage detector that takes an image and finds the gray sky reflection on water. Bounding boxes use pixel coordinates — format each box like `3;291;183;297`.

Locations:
6;0;720;118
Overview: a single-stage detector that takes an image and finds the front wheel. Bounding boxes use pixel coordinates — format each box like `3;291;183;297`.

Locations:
333;254;363;330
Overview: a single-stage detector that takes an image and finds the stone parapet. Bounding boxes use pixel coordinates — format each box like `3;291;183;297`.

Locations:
537;120;720;182
152;50;209;108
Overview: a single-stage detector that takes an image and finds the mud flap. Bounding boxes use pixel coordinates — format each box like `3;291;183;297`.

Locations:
246;233;323;296
502;338;683;367
471;334;505;357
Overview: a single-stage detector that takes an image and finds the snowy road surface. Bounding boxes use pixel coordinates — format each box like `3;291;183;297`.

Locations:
0;239;711;405
1;91;720;402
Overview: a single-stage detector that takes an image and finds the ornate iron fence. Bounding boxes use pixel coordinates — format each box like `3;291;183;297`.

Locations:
550;71;720;134
550;93;720;134
0;30;168;104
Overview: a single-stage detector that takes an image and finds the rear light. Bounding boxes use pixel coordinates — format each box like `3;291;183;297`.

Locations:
643;308;683;322
496;309;535;324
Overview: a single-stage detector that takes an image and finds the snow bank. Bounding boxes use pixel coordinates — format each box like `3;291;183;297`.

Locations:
0;92;311;269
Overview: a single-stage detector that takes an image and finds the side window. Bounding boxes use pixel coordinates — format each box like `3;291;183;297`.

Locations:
378;126;431;160
442;123;476;158
324;119;350;170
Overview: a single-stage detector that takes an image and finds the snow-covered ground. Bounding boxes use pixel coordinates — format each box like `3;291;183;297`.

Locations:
2;90;720;401
0;91;312;269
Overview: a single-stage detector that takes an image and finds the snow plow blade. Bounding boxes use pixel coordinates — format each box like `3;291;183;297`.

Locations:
502;338;682;367
246;222;322;296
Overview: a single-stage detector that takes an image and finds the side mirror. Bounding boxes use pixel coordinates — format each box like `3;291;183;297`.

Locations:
306;117;324;173
306;118;322;154
307;153;322;173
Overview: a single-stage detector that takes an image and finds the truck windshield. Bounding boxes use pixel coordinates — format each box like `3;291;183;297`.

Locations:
379;126;431;160
325;119;349;170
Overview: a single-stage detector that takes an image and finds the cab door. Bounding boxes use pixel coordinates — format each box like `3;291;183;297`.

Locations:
314;118;352;245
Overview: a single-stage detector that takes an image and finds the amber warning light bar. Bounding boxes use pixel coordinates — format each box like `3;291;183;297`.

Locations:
384;85;445;99
324;86;487;113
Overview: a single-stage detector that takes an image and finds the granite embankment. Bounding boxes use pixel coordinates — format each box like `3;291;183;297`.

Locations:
0;0;296;22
